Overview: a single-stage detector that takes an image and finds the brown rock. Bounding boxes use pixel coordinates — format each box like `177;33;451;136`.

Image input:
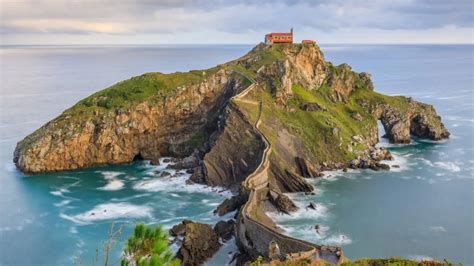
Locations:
213;220;235;241
295;157;322;178
214;194;247;216
268;190;298;214
177;221;221;266
300;102;326;112
159;171;171;177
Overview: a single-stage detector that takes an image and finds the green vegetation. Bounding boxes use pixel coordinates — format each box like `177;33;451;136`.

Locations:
65;69;216;116
184;131;207;149
233;43;288;75
121;223;180;266
341;257;459;266
257;84;368;163
250;255;330;266
250;256;457;266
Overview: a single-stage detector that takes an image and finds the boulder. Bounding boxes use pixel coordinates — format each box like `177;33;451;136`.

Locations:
169;220;192;237
351;112;363;121
306;202;318;210
213;220;235;241
170;155;199;170
295;157;322;178
214;194;247;216
177;221;221;266
300;102;326;112
160;171;171;177
268;190;298;214
187;167;205;184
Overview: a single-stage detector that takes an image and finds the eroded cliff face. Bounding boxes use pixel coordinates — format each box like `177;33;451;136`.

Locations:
14;69;239;173
201;103;265;187
14;43;449;183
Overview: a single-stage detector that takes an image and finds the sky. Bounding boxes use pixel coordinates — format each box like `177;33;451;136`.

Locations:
1;0;473;45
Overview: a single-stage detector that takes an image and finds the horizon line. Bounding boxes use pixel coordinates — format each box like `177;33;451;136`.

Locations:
1;42;473;47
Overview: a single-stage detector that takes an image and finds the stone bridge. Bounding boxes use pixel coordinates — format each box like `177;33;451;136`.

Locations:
231;81;343;265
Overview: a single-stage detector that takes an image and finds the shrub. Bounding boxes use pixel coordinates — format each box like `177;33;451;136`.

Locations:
121;223;180;266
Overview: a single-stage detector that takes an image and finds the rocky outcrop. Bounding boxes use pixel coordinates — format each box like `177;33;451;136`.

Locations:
14;69;243;173
270;164;314;193
255;44;327;106
300;102;327;112
13;42;451;265
295;157;322;178
268;189;298;214
202;104;265;187
214;193;248;216
375;102;450;143
176;221;221;266
326;64;374;102
213;220;235;241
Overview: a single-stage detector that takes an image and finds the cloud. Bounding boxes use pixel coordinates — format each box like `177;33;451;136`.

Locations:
1;0;473;44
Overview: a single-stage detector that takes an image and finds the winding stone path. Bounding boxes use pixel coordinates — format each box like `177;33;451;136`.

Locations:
232;81;343;265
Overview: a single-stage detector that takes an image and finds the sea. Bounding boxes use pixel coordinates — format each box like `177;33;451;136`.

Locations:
0;44;472;265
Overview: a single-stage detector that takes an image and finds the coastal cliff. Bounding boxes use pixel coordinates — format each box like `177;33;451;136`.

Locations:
14;43;449;175
14;43;450;263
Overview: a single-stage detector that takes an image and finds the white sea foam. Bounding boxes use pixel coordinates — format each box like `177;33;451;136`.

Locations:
97;171;125;191
385;152;411;172
134;168;231;198
268;201;329;222
69;226;78;234
98;179;125;191
50;188;70;197
207;237;238;265
429;226;447;233
323;234;352;246
418;158;461;172
54;199;72;207
50;179;82;198
60;202;153;224
100;171;124;180
434;162;461;172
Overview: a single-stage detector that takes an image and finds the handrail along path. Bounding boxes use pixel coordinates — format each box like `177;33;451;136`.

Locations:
230;79;343;265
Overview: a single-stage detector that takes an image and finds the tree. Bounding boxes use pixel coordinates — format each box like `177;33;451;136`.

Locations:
121;223;180;266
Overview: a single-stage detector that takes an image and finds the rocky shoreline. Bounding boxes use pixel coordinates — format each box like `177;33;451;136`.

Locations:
14;43;449;264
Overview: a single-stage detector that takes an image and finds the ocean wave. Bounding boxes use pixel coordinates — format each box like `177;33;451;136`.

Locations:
97;171;125;191
429;226;447;233
133;169;231;198
98;179;125;191
50;180;81;198
385;152;411;172
268;201;329;222
417;158;461;172
99;171;124;180
60;202;153;224
323;234;352;246
54;199;72;207
50;188;70;197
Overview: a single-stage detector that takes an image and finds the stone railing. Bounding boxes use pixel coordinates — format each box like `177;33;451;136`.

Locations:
231;82;343;265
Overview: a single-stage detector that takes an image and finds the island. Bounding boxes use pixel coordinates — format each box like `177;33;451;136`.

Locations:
13;40;450;265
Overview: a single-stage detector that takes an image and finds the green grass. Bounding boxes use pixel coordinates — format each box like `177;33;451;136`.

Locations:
341;257;459;266
66;69;217;116
254;83;375;163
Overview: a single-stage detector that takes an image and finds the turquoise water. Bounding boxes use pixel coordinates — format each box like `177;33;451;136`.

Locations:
1;45;473;265
270;45;474;264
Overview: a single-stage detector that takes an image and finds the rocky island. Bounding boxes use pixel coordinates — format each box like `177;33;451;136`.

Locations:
14;43;450;264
